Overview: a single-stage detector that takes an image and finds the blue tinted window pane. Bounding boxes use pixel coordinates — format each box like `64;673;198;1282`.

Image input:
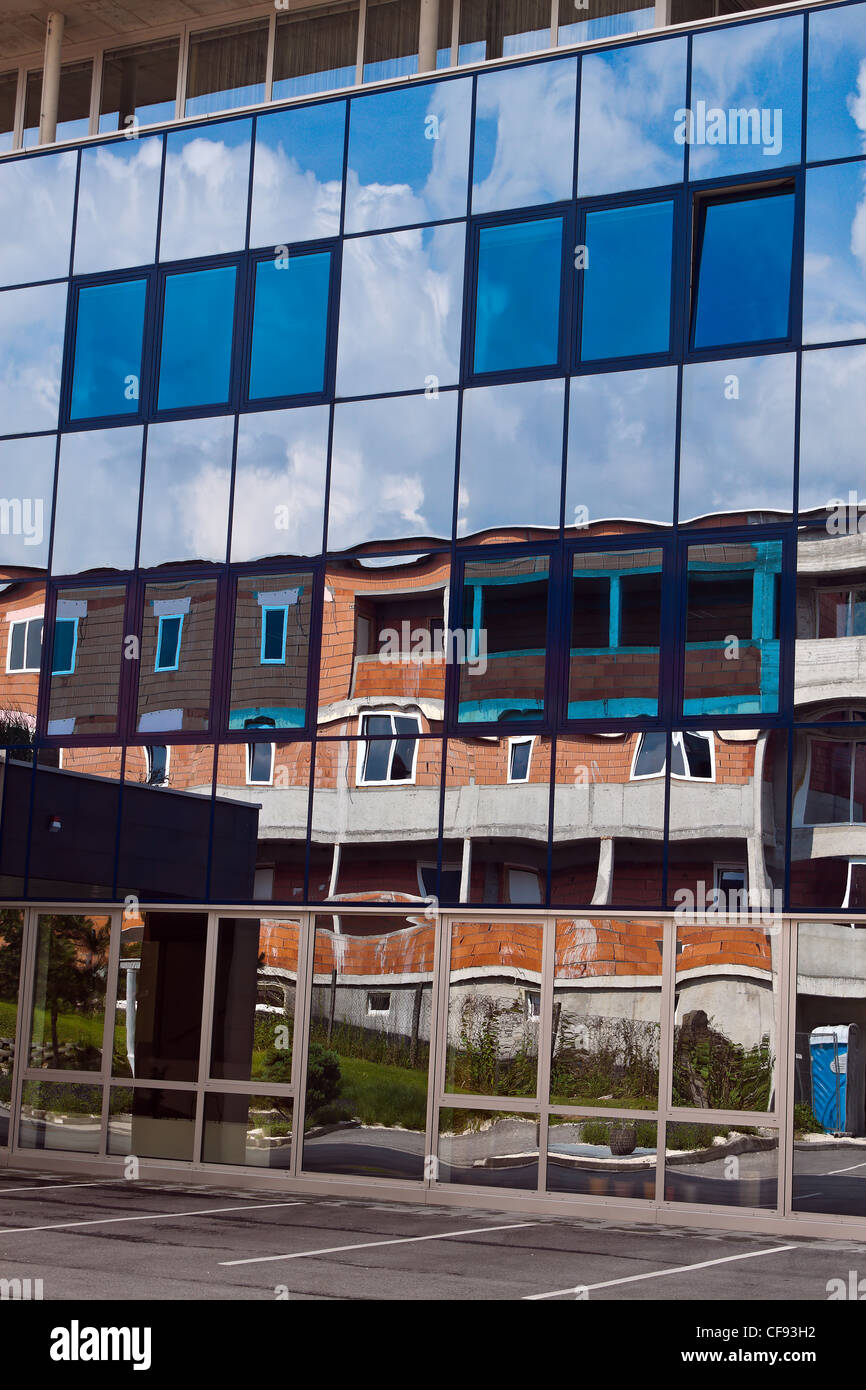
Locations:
185;21;268;117
693;194;794;350
251;104;345;247
560;7;653;44
807;5;866;162
52;620;76;675
156;615;182;670
71;279;147;421
158;266;236;411
474;218;562;374
273;9;358;100
249;253;330;401
262;608;286;662
581;202;673;360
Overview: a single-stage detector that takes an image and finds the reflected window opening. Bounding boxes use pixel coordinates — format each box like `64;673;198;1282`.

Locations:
508;735;534;782
631;730;715;781
356;712;422;784
691;185;795;351
154;613;183;673
7;615;43;674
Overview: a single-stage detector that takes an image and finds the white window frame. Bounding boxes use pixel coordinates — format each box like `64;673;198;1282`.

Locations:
507;734;534;783
5;613;43;673
816;585;866;639
506;864;543;905
795;736;865;827
842;859;866;913
630;730;715;782
355;711;421;786
524;988;541;1021
246;739;275;787
416;861;462;898
366;990;391;1016
144;744;171;785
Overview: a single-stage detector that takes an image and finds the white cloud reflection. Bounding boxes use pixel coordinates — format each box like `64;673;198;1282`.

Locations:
458;378;564;536
160;124;251;261
231;406;329;561
567;367;676;526
139;417;233;567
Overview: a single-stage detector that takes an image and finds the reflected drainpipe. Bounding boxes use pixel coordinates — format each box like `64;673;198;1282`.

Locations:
418;0;440;73
39;12;65;145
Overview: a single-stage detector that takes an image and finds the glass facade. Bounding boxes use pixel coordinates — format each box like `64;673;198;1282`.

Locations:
0;0;864;1234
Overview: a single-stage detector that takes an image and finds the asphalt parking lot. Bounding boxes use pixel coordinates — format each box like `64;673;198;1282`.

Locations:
0;1173;864;1301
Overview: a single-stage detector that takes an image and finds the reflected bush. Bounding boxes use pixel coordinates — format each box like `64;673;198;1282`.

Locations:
550;1014;659;1107
448;994;537;1096
672;1011;774;1111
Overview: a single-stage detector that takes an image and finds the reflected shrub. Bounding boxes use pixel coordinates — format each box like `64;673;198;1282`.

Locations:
672;1011;774;1111
448;994;537;1096
550;1014;659;1106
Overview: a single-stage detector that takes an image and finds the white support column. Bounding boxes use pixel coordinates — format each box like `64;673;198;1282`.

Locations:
654;0;672;29
418;0;440;72
39;11;64;145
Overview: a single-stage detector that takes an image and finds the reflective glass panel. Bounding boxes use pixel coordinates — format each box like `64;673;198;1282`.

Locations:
458;554;549;724
0;436;55;571
0;283;66;435
678;354;795;523
445;919;542;1095
70;279;146;421
458;379;563;537
794;528;866;722
474;217;562;374
577;38;687;197
99;38;179;132
137;578;218;733
231;406;329;562
665;1123;778;1209
346;78;472;233
560;0;653;45
116;750;215;902
443;737;550;903
803;163;866;346
249;252;331;401
274;4;358;100
29;913;110;1071
229;572;312;731
139;417;233;568
250;103;345;247
688;16;802;179
160;122;251;262
459;0;551;61
0;909;23;1143
158;265;236;411
0;150;77;288
328;393;457;550
552;732;665;907
47;584;126;737
799;345;866;513
683;543;784;716
22;60;92;148
566;367;676;528
792;924;866;1216
19;1081;102;1154
111;911;207;1082
693;192;794;350
437;1108;539;1189
363;0;420;82
211;917;297;1081
302;914;431;1181
203;1092;293;1168
569;548;662;718
547;1114;658;1200
214;743;310;902
807;4;866;162
185;20;268;117
75;138;162;275
0;71;16;154
108;1086;197;1160
581;201;673;361
336;223;465;395
53;427;142;575
471;57;576;214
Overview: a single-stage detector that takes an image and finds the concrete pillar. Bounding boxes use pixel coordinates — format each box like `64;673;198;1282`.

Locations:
39;11;64;145
418;0;440;72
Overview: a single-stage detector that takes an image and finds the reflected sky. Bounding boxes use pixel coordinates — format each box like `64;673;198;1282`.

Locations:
74;138;162;275
799;345;866;512
0;434;55;570
679;354;795;521
807;3;866;162
0;283;67;436
458;378;564;536
566;367;676;526
0;150;77;288
231;406;329;561
328;391;458;550
803;162;866;345
160;121;251;262
250;103;344;248
577;38;686;197
138;417;233;568
689;16;803;179
336;223;464;396
346;79;472;233
52;427;142;575
472;57;576;214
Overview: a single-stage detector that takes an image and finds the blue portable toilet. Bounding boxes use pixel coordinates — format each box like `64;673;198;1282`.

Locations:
809;1025;866;1137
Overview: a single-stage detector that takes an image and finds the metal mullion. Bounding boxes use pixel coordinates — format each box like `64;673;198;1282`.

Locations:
97;907;123;1155
429;904;454;1178
549;1104;660;1123
656;914;677;1204
289;911;314;1176
780;917;798;1218
203;1079;294;1097
9;906;37;1155
535;912;555;1193
667;1105;780;1128
440;1094;540;1113
421;905;446;1186
197;910;220;1094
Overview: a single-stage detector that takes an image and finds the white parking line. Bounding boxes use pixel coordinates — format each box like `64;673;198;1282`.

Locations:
827;1159;866;1176
220;1221;537;1266
0;1200;305;1235
524;1244;798;1299
0;1179;128;1195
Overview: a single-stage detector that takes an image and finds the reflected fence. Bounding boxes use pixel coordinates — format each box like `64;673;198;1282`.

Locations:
1;901;865;1234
